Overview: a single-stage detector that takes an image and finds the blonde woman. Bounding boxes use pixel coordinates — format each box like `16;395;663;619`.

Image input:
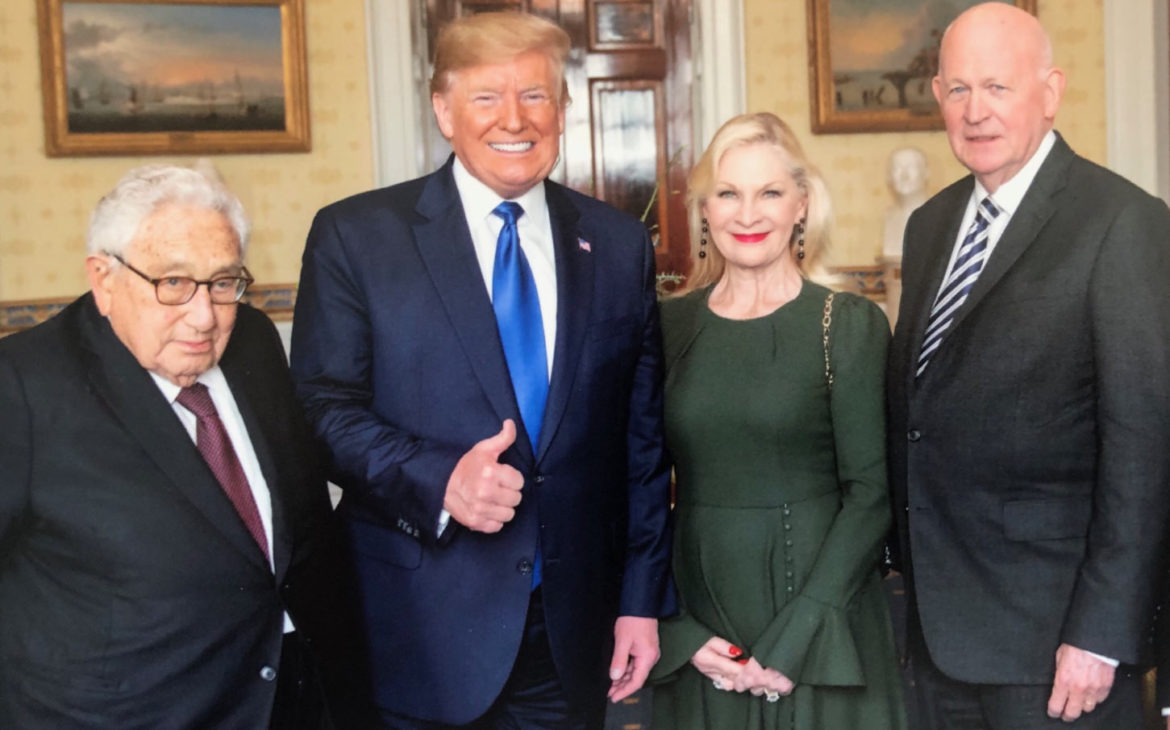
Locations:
651;112;905;729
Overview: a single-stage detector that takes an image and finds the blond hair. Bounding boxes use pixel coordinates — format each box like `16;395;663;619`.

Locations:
430;11;571;106
681;112;832;293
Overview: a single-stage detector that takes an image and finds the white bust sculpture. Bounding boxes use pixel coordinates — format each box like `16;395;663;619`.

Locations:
882;147;928;258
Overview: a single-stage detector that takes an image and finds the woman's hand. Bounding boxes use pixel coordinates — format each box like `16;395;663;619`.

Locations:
732;657;795;698
689;636;748;690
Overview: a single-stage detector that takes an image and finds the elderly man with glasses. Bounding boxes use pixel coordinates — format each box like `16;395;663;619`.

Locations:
0;164;353;729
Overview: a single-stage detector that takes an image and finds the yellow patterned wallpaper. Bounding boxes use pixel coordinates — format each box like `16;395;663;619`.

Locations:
0;0;374;301
743;0;1105;266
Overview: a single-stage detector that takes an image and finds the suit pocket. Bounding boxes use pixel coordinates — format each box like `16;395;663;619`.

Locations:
347;517;422;569
1002;497;1092;541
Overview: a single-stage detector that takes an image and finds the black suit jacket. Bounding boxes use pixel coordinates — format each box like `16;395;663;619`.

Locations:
887;134;1170;684
0;295;341;728
290;157;674;724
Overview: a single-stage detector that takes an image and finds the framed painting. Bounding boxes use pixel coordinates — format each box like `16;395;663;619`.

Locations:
807;0;1036;134
36;0;310;156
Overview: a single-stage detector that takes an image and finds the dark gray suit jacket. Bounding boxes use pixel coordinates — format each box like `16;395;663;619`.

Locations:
0;296;343;728
888;134;1170;684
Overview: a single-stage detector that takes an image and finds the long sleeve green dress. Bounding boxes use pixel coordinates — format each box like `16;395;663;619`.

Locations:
650;281;906;730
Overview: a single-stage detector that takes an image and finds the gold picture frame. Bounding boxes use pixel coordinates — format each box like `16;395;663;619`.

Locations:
807;0;1037;134
36;0;310;156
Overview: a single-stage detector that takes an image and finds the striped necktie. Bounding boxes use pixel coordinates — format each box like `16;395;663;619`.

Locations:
917;196;1001;377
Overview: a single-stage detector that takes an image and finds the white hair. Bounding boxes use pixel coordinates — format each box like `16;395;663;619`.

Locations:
86;164;250;257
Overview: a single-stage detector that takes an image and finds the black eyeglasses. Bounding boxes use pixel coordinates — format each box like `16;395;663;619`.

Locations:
108;252;254;305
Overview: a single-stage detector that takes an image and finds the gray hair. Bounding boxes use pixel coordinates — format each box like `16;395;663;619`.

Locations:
86;164;250;257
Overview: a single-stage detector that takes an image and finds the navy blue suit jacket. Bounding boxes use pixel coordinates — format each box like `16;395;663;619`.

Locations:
290;158;674;724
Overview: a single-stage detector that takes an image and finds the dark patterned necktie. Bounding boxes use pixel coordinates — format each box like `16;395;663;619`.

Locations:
176;383;270;561
917;196;1001;377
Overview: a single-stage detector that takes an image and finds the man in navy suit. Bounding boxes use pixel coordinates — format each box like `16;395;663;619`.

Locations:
290;10;674;729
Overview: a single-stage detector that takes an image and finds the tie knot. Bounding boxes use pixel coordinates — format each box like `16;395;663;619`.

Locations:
978;196;1001;221
493;201;524;226
176;382;217;419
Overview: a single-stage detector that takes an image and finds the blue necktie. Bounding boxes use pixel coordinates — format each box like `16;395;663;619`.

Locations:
917;196;1001;377
491;201;547;588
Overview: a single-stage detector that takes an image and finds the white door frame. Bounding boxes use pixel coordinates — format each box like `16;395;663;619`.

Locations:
1104;0;1170;201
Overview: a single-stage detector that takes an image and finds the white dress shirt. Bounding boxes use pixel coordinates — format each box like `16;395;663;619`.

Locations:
436;160;561;535
452;157;558;378
933;130;1057;300
151;366;294;633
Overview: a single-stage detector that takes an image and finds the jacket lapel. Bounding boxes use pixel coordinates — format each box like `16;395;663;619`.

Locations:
411;160;530;459
905;181;971;384
535;182;590;462
78;297;269;569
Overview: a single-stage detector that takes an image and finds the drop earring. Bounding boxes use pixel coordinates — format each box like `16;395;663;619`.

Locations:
795;220;806;260
699;217;709;259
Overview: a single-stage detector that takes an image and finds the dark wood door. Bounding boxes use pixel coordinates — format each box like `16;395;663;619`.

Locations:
423;0;694;285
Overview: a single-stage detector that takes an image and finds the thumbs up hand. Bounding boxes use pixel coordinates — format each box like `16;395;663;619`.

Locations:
443;420;526;533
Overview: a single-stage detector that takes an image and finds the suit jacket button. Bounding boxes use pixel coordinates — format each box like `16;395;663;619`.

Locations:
534;475;545;484
259;666;277;682
517;559;533;575
907;429;921;442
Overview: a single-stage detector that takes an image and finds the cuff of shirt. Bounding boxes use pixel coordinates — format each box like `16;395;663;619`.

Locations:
438;509;451;537
1084;650;1118;667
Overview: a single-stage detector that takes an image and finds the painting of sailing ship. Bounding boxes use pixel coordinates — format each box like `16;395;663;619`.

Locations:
61;3;283;133
807;0;1035;133
38;0;309;155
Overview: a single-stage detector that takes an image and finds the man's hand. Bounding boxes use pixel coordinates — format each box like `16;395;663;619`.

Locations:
443;420;523;533
1046;643;1115;722
608;616;659;703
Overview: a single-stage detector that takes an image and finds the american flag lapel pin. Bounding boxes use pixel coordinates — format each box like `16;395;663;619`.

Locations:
577;237;592;253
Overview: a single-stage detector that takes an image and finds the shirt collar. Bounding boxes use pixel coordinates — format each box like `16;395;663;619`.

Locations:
149;365;227;404
451;156;549;227
976;130;1056;215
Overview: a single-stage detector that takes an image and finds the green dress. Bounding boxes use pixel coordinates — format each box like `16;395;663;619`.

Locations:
650;281;906;730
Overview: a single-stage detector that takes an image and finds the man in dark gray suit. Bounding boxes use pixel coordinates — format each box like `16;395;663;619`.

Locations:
887;3;1170;728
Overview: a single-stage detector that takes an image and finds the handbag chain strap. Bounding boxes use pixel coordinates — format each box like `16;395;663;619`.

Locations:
822;292;835;391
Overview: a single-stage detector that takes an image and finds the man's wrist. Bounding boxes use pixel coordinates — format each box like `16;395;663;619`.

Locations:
1083;650;1118;667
